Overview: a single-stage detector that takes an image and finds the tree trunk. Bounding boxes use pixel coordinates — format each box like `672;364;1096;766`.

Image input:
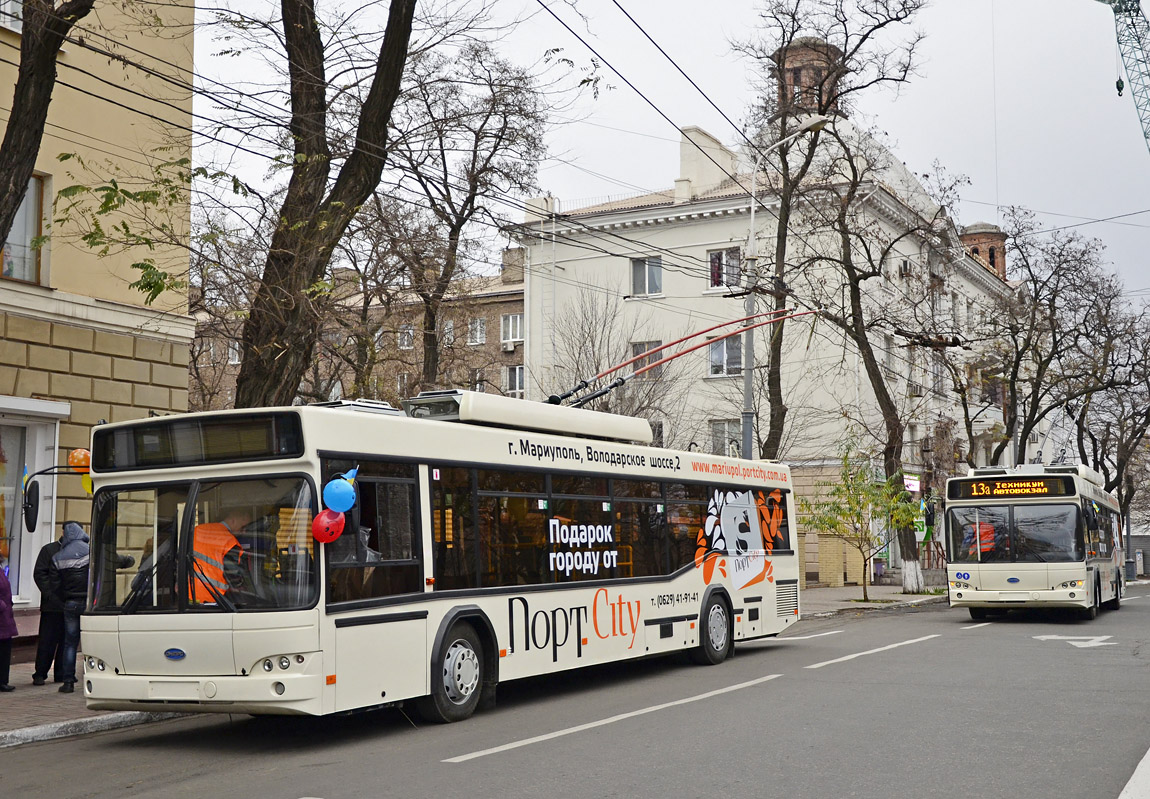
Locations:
235;0;416;408
0;0;95;249
420;299;440;391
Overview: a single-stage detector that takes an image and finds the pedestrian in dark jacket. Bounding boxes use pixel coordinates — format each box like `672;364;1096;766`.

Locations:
50;521;90;693
0;562;17;691
50;521;134;693
32;535;65;685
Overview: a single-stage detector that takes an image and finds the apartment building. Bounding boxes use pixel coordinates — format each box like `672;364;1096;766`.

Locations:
0;3;195;609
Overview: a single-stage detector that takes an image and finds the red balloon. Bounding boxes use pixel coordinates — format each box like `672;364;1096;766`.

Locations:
311;509;345;543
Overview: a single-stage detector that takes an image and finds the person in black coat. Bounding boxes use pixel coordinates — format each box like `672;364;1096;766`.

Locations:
50;521;133;693
32;534;65;685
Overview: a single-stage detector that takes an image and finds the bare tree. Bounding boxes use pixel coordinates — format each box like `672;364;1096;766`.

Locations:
738;0;926;460
543;284;691;447
232;0;417;407
381;40;548;391
982;210;1132;466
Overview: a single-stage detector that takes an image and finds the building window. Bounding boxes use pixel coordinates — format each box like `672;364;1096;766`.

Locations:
468;318;486;345
630;256;662;297
0;0;23;32
505;365;525;399
227;340;241;365
709;337;742;376
790;68;803;102
468;368;485;393
631;340;663;379
442;320;455;346
989;247;997;269
2;175;42;283
971;246;980;259
398;323;415;350
501;313;523;343
711;419;742;457
707;248;741;288
397;372;412;397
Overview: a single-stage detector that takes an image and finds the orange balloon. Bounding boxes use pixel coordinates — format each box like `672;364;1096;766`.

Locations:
68;448;91;473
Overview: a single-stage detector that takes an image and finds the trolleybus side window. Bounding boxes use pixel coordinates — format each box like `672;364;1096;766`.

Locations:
326;459;422;603
432;466;479;590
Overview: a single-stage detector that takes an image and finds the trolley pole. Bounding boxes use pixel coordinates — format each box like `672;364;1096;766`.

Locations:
741;162;758;460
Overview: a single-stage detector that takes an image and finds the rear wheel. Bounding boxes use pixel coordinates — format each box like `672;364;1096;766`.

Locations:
690;595;731;665
968;607;988;621
415;622;483;723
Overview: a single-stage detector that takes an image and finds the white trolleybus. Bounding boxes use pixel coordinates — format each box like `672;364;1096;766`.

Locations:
68;391;799;721
943;464;1124;621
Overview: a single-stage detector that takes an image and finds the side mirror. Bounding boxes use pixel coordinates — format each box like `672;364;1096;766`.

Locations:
22;479;39;532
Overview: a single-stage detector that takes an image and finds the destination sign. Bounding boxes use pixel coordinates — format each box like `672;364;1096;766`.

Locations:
948;475;1075;500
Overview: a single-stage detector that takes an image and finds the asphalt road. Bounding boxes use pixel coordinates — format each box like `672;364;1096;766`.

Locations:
9;586;1150;799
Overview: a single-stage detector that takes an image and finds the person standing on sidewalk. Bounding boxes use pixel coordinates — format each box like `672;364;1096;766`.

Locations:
0;560;17;692
49;521;91;694
32;532;65;686
50;521;133;693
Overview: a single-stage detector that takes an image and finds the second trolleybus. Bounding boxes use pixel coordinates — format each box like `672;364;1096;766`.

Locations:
62;390;800;721
943;464;1124;621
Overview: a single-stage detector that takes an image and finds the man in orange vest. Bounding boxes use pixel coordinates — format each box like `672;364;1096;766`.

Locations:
966;522;996;558
190;507;252;604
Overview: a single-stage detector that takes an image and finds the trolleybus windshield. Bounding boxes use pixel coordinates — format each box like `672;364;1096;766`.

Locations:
90;475;317;613
946;504;1082;564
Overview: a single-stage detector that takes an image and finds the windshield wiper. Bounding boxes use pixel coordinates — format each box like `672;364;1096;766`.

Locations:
189;556;236;612
121;552;173;615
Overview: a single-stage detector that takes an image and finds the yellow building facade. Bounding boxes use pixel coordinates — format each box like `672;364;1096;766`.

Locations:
0;2;194;611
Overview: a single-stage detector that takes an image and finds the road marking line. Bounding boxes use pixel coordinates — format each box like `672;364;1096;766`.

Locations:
783;630;843;640
443;674;782;763
1120;744;1150;797
804;635;941;670
1033;634;1116;648
962;622;992;629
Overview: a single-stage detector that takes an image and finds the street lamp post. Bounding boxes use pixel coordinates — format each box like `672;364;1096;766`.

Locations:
741;114;829;459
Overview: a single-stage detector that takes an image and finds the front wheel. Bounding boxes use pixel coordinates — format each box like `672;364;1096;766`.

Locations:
690;595;731;665
1105;576;1122;611
415;622;484;723
968;607;988;621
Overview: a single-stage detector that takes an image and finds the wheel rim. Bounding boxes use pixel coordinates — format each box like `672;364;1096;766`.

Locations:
706;603;728;653
441;638;480;705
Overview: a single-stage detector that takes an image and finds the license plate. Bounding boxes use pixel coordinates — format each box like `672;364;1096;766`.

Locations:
148;681;199;700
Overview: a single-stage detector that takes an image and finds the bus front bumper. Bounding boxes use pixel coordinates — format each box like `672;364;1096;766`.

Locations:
83;668;326;716
948;587;1090;610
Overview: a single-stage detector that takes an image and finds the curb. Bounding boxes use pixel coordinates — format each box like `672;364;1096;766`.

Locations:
0;711;185;749
806;594;948;619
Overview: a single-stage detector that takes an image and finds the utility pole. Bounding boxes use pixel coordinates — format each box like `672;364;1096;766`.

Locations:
741;161;758;460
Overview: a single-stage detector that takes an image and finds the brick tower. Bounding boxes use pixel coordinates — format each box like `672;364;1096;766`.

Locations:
959;223;1007;279
770;37;846;117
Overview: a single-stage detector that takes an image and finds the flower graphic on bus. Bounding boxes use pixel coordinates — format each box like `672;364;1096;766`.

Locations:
695;488;787;588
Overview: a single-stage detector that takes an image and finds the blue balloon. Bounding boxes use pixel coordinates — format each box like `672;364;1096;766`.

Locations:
323;478;356;513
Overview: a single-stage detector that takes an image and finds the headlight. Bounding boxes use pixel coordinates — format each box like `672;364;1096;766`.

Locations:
263;659;273;672
278;656;291;670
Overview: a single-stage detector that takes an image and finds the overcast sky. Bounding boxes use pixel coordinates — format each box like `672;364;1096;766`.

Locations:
502;0;1150;296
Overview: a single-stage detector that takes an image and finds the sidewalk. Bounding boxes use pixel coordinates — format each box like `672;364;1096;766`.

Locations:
0;584;944;749
799;581;947;617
